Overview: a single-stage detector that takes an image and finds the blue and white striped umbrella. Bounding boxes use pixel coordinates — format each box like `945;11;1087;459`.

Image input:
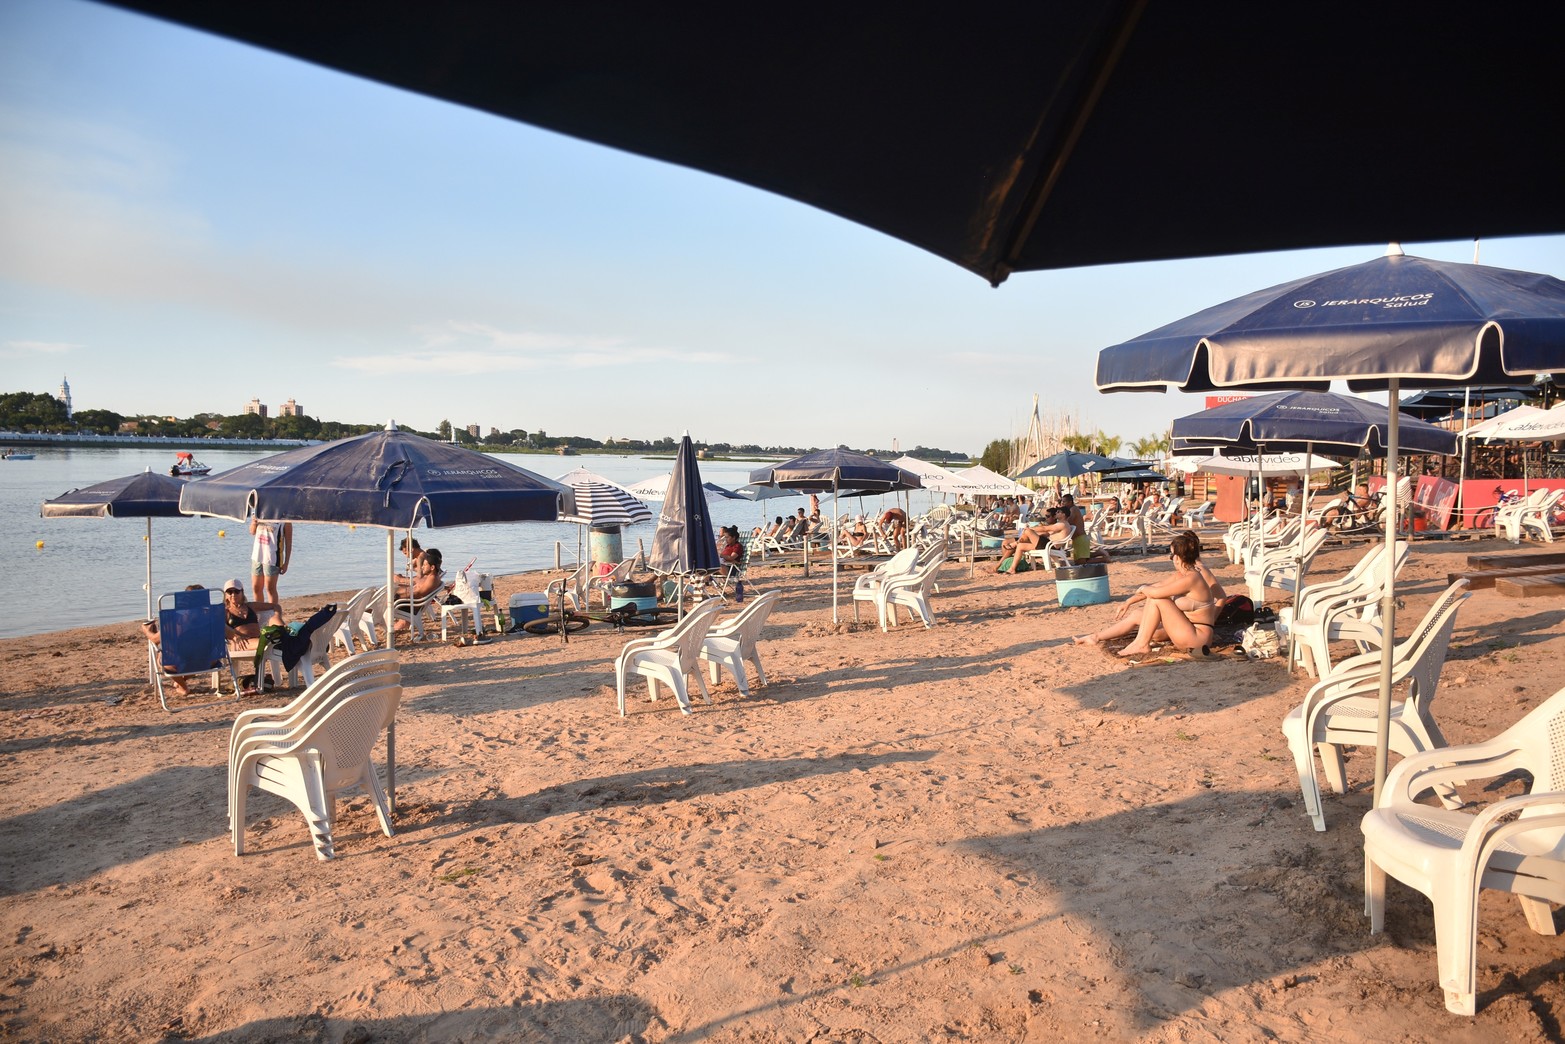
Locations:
558;480;653;526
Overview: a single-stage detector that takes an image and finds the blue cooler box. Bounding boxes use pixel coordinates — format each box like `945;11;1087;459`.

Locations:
1055;563;1110;607
507;593;553;627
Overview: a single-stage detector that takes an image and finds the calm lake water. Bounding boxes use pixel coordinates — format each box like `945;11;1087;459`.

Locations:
3;445;936;639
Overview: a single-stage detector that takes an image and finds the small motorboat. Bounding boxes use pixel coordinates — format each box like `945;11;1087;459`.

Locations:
170;451;211;476
2;449;35;460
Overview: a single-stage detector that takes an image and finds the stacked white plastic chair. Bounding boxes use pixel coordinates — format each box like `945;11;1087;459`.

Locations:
1510;487;1565;543
333;587;376;654
614;598;724;715
851;547;919;620
1245;525;1329;605
229;649;403;860
1362;685;1565;1015
1494;487;1550;541
1281;580;1469;831
697;590;782;697
867;551;946;631
1286;540;1409;678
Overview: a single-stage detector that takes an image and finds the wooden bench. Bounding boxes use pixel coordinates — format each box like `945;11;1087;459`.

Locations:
1448;563;1565;590
1464;550;1565;570
1494;573;1565;598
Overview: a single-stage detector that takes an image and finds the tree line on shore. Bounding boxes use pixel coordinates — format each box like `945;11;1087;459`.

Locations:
0;391;971;461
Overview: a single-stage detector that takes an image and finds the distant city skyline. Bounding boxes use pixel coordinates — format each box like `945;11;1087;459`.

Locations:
3;1;1564;455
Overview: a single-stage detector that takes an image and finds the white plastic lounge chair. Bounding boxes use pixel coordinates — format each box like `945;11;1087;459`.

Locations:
262;603;345;689
148;589;241;712
546;562;593;613
1281;580;1469;831
1362;685;1565;1015
231;681;400;860
354;585;389;650
614;598;723;716
1182;500;1216;527
698;590;782;697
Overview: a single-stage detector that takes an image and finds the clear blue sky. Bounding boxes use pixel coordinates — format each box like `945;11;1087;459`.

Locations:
4;0;1564;455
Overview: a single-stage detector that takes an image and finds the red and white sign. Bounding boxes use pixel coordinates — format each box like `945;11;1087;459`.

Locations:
1204;394;1253;409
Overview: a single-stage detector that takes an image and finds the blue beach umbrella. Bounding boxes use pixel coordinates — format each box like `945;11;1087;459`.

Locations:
180;423;564;649
1099;245;1565;800
1012;451;1140;481
43;469;195;678
750;448;921;620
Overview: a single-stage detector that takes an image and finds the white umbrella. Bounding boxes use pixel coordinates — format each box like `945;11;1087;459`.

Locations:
1172;452;1341;477
1472;402;1565;441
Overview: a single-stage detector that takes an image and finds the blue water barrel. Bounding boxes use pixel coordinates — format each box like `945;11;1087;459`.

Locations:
590;523;623;568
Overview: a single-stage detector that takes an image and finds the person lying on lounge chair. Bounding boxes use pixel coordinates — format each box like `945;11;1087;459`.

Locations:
1073;531;1225;654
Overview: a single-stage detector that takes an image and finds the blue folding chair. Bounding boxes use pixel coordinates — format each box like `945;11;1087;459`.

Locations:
149;589;241;712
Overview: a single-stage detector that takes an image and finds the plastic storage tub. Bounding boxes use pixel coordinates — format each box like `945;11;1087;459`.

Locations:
1055;563;1110;607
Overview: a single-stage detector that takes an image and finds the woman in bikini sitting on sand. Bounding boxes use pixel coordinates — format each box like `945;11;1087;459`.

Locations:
1073;530;1226;656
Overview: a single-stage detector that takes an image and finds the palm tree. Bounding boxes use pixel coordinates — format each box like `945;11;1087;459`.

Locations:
1061;433;1094;454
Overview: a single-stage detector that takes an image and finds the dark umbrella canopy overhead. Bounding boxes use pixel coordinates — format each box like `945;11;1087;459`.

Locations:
101;4;1565;284
1097;249;1565;393
1172;391;1458;457
649;435;721;576
179;425;564;528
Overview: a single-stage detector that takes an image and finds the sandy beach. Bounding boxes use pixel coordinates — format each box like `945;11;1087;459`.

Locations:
2;536;1562;1042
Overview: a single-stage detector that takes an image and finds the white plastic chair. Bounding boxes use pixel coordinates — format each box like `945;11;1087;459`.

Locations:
698;590;781;697
1281;580;1469;831
355;585;388;650
851;547;918;621
1245;525;1328;605
393;583;446;640
872;552;945;631
1512;488;1565;543
1285;541;1409;678
614;598;723;716
228;650;402;830
1361;685;1565;1015
1495;487;1550;541
333;587;376;654
231;682;400;860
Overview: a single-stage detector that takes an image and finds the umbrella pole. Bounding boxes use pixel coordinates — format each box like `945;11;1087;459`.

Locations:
1373;382;1401;802
144;517;154;621
831;479;840;623
1288;446;1313;670
1456;386;1472;525
385;530;396;650
145;517;157;684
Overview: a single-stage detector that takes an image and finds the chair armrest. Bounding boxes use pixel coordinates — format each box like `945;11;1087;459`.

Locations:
1378;741;1529;807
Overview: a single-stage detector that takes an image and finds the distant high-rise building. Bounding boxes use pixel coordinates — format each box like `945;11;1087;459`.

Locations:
466;423;481;439
279;398;303;417
244;397;268;418
58;376;72;419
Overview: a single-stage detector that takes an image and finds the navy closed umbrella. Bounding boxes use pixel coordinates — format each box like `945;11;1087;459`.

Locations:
750;449;922;620
649;434;722;613
1100;245;1565;801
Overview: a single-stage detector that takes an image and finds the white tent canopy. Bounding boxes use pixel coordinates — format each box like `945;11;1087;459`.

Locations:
1172;452;1341;477
928;463;1033;497
1469;402;1565;441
